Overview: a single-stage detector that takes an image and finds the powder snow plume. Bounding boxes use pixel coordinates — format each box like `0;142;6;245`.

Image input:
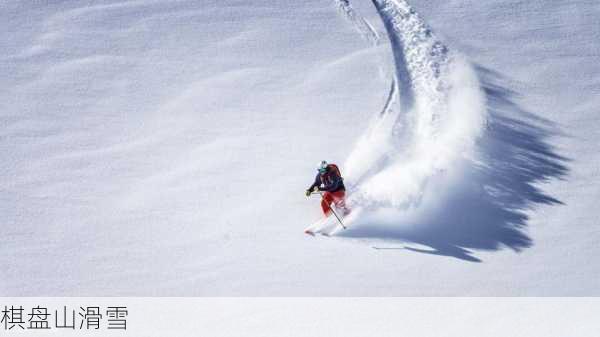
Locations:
344;0;486;211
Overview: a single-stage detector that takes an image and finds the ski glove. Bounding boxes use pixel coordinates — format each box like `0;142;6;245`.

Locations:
305;189;312;197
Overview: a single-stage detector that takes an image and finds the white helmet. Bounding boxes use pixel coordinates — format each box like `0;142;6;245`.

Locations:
317;160;328;173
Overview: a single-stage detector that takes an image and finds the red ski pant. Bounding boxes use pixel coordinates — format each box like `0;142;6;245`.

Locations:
321;190;348;216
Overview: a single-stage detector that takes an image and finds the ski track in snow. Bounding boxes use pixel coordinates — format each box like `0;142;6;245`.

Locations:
344;0;485;209
335;0;568;263
334;0;381;45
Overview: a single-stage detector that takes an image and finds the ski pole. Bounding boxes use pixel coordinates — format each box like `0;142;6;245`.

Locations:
315;191;346;229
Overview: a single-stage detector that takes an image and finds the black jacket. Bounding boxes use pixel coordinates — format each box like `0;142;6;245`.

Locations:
308;168;345;193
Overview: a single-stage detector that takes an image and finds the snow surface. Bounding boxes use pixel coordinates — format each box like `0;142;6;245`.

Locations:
1;0;599;295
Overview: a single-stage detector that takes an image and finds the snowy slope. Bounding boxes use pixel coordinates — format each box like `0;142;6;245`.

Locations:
1;0;599;295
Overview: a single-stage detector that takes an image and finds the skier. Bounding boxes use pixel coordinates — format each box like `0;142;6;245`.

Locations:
305;160;351;217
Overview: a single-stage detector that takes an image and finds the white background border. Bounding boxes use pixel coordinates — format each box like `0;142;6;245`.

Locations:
1;298;599;336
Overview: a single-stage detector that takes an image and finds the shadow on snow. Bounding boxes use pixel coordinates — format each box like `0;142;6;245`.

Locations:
340;65;570;262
